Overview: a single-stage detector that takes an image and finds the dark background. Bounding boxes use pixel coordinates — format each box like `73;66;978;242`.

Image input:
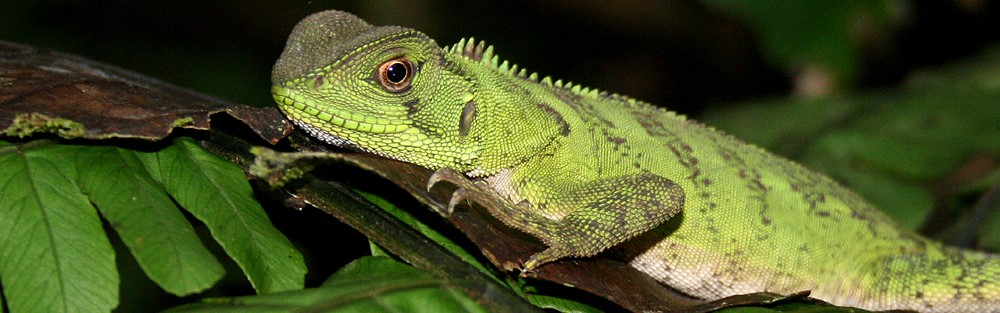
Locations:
3;1;999;311
4;0;998;114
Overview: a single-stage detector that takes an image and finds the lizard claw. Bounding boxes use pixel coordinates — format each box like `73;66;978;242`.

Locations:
426;171;444;192
446;188;473;215
427;168;479;215
426;168;466;192
518;264;533;277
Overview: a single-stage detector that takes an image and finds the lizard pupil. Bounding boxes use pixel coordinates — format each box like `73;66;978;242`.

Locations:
378;58;414;92
386;62;407;83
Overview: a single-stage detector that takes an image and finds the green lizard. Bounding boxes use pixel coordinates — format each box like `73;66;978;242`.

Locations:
270;10;999;312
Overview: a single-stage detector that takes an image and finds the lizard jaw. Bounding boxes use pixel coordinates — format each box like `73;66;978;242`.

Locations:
271;84;411;135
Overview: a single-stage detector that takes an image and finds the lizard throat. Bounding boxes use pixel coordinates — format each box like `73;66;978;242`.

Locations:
294;122;358;148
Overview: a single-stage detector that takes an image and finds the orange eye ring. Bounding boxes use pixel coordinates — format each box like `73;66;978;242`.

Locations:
377;57;414;92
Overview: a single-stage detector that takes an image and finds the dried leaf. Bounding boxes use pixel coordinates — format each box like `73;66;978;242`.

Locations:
0;41;292;143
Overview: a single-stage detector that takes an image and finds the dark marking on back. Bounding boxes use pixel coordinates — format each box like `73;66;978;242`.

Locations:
535;103;571;136
760;216;772;225
774;160;838;211
609;136;626;145
717;146;773;227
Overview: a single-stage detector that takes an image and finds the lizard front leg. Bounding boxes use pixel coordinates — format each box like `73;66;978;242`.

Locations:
429;168;685;272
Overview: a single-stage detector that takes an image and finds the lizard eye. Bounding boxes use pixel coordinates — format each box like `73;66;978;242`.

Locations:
377;57;414;93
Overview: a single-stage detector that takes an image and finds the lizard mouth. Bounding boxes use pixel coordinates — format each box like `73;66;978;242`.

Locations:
271;84;410;134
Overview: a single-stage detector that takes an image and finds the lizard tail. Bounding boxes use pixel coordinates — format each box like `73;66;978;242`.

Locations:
855;245;1000;312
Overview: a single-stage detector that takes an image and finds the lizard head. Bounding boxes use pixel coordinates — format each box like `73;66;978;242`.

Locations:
272;10;480;171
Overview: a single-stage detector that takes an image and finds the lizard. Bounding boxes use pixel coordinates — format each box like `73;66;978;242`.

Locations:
269;10;999;312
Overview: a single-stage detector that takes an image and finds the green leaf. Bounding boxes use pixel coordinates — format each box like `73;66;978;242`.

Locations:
135;138;305;294
524;294;602;313
76;145;224;296
368;241;392;257
0;142;118;313
163;256;488;313
702;0;892;87
321;255;429;284
982;202;1000;250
